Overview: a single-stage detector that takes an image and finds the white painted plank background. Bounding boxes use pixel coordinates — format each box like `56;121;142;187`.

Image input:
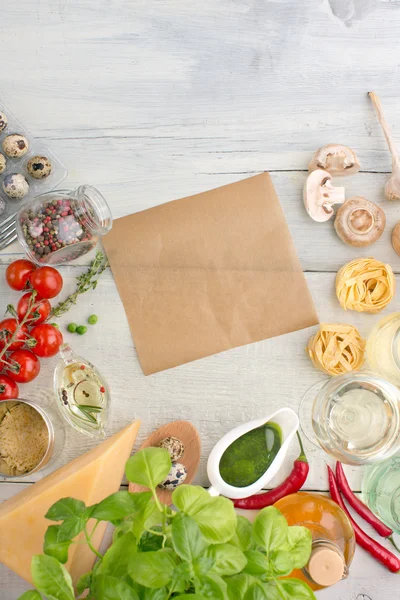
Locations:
1;0;400;598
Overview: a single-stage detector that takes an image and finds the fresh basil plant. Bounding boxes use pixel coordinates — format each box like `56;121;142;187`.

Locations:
19;447;316;600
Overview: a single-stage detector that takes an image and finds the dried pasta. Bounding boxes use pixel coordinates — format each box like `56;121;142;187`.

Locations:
307;323;365;376
336;258;395;313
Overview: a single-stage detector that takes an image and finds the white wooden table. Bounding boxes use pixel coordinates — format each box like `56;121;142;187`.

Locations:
1;1;400;598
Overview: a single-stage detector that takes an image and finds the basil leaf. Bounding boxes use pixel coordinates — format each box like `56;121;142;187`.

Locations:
174;596;207;599
170;561;193;594
138;529;164;552
269;550;293;576
57;515;87;542
31;555;75;600
90;492;140;523
276;579;316;599
93;574;139;600
172;513;208;561
243;550;269;577
244;582;279;600
193;555;214;577
173;485;237;543
225;573;256;600
205;543;247;576
112;493;159;542
125;448;171;489
17;592;42;600
195;574;226;599
43;525;72;564
252;507;288;553
142;589;169;600
285;526;312;569
45;498;86;522
229;516;254;551
98;532;137;579
76;571;92;595
128;549;176;588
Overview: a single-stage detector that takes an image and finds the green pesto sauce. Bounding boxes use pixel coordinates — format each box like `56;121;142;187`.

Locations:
219;421;283;488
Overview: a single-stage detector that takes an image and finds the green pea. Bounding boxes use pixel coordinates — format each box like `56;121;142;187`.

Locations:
67;323;77;333
88;314;98;325
76;325;87;335
50;323;59;329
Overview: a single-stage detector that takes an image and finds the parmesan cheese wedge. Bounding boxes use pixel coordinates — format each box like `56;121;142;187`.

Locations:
0;420;140;586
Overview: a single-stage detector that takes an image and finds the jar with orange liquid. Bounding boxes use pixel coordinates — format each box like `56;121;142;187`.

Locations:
275;492;355;591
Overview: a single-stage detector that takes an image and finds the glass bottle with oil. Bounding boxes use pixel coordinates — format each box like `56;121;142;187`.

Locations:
54;343;110;437
275;492;355;591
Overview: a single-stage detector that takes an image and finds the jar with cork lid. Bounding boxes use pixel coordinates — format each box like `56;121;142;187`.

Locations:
275;492;355;591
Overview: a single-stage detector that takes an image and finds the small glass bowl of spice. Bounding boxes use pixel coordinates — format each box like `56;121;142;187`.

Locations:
0;399;57;479
16;185;112;265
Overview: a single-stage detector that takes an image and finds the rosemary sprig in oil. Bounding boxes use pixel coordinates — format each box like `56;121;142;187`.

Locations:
51;251;108;318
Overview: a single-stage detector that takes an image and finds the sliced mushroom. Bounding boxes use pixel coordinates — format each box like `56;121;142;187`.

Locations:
334;197;386;247
308;144;360;176
303;169;345;222
392;222;400;256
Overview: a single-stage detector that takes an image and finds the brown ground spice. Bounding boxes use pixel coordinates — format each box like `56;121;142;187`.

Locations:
0;402;48;476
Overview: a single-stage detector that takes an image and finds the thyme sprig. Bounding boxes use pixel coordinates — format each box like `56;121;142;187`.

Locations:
50;251;108;318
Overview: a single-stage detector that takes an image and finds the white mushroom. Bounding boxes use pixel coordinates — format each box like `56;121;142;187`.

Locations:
334;197;386;247
303;169;345;222
308;144;360;176
369;91;400;201
391;222;400;256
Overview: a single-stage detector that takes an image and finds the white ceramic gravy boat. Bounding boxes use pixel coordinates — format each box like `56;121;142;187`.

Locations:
207;407;299;499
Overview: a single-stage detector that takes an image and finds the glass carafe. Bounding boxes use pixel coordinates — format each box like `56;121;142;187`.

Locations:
362;457;400;535
367;313;400;387
299;372;400;465
275;492;355;591
54;343;110;437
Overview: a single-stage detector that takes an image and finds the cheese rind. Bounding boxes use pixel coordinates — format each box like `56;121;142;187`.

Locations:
0;420;140;585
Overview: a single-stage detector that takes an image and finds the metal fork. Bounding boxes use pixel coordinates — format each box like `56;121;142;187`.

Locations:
0;212;17;250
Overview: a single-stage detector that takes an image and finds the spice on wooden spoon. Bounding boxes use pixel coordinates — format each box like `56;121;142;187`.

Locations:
369;91;400;201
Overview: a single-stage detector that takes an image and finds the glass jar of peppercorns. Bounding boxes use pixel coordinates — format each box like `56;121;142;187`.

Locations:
16;185;112;265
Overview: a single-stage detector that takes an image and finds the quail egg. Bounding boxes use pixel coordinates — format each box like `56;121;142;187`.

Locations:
158;462;187;490
0;112;7;133
2;134;29;158
27;155;52;179
0;197;5;216
0;153;6;175
157;436;185;462
2;173;29;199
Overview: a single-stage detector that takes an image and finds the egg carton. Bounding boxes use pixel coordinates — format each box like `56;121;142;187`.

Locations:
0;101;68;226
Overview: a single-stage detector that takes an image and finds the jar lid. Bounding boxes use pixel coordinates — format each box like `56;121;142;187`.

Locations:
308;546;345;587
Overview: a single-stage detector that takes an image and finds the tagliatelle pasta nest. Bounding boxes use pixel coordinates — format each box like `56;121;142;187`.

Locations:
336;258;395;313
307;324;366;376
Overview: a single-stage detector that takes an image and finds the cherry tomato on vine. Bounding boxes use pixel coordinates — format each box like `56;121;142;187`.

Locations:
5;349;40;383
0;375;19;400
30;324;63;358
28;267;63;299
5;259;37;291
17;293;51;325
0;319;29;351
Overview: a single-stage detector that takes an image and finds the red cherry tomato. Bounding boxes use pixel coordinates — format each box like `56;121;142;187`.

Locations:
30;324;63;358
0;375;19;400
5;259;36;291
29;267;63;299
17;293;51;325
5;350;40;383
0;319;29;351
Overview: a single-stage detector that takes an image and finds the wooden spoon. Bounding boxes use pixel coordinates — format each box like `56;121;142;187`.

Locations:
129;420;201;505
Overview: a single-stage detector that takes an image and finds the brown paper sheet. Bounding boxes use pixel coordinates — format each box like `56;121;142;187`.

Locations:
103;173;319;375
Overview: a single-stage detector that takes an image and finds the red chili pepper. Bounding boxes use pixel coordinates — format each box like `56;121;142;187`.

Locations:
232;432;309;509
327;465;400;573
